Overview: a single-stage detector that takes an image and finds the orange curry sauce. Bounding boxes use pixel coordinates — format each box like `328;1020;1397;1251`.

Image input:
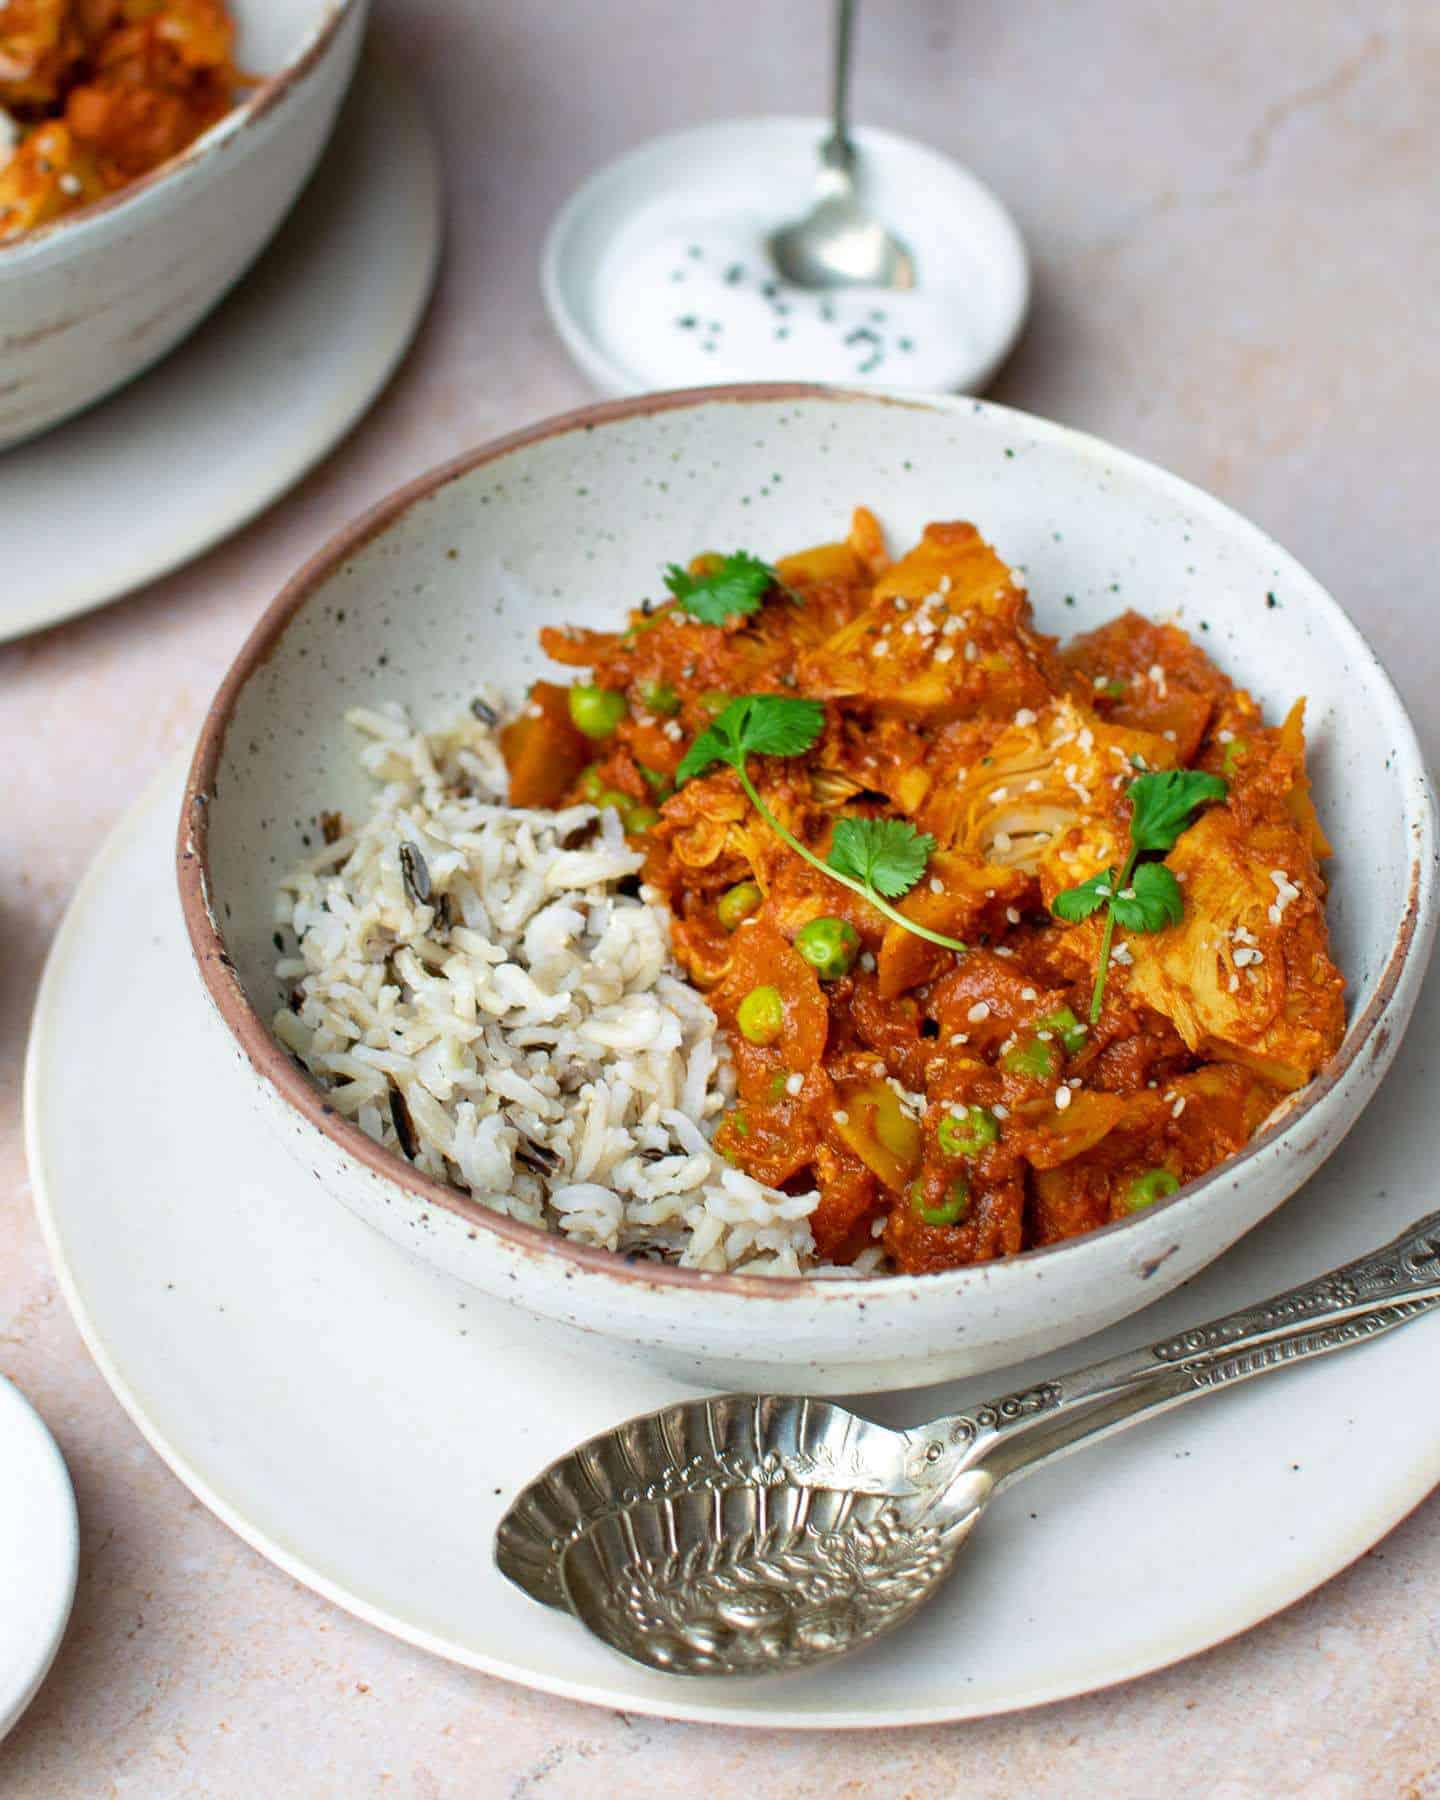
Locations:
0;1;244;242
500;512;1344;1275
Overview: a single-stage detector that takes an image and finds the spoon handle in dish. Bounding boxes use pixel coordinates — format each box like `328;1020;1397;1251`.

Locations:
921;1209;1440;1492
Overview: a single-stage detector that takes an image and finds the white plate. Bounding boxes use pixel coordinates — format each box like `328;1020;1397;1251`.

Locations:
26;762;1440;1728
0;1377;78;1742
543;117;1028;398
0;51;441;645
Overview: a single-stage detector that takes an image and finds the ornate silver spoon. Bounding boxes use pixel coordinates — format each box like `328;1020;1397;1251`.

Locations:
768;0;915;292
496;1211;1440;1678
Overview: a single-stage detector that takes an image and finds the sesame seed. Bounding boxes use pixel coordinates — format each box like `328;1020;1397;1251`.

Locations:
964;641;978;662
1110;941;1134;967
991;787;1010;803
1068;1077;1082;1089
935;645;955;664
1013;708;1037;727
1217;728;1234;744
1228;972;1240;991
1020;986;1037;1001
834;1110;849;1125
992;1103;1009;1120
949;1033;969;1046
995;946;1014;958
1037;1030;1054;1042
939;575;952;593
859;951;876;972
59;172;82;196
992;830;1013;854
930;877;944;894
1172;1096;1187;1119
785;1072;804;1096
1055;1087;1072;1111
1025;778;1044;793
1006;907;1021;925
1163;729;1178;742
1092;675;1107;690
967;1002;991;1022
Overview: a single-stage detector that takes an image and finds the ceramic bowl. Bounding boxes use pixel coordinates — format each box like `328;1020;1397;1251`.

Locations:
0;0;366;449
542;116;1029;398
178;386;1437;1395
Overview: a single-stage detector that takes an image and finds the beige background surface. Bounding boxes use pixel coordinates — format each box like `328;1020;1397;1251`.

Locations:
3;1;1439;1794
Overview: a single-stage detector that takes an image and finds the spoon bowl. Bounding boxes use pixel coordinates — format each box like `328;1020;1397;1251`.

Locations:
769;140;916;291
497;1213;1440;1678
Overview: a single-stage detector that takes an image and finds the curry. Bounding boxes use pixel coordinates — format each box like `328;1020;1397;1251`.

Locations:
0;0;244;242
499;512;1344;1276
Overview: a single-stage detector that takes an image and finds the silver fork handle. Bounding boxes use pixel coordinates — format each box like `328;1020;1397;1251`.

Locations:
910;1210;1440;1490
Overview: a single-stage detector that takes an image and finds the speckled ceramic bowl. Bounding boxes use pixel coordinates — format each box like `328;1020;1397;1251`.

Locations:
178;386;1437;1394
0;0;365;449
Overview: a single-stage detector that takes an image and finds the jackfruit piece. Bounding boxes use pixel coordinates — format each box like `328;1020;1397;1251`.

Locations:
1123;807;1343;1090
928;696;1175;873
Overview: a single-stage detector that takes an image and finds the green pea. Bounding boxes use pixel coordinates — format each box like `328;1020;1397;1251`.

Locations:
717;881;763;932
623;804;661;834
1001;1037;1057;1080
910;1177;972;1227
737;985;785;1045
1102;677;1128;699
794;916;860;980
1036;1006;1088;1055
937;1105;1000;1159
640;680;680;717
580;766;631;814
1122;1167;1181;1212
568;684;628;739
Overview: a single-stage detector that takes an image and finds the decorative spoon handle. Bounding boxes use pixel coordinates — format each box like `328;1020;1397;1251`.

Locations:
921;1210;1440;1494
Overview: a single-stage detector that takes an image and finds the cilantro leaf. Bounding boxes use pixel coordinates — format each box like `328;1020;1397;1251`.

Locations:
828;818;935;900
1051;867;1116;924
1127;770;1227;853
1110;861;1183;932
673;694;823;786
663;552;779;625
671;692;964;955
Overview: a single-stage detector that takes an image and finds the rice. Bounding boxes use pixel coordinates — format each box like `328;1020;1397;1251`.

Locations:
270;701;831;1276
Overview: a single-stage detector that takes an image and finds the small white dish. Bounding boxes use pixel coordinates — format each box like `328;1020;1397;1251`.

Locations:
24;761;1440;1725
542;117;1029;396
0;1376;78;1743
0;52;441;645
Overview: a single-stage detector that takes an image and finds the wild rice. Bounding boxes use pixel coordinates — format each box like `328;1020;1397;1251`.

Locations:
271;702;865;1277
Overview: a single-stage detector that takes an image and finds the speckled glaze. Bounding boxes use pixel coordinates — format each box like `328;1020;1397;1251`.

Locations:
179;386;1437;1394
0;0;365;449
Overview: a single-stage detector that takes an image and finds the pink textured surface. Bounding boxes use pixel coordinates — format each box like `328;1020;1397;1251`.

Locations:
3;1;1438;1792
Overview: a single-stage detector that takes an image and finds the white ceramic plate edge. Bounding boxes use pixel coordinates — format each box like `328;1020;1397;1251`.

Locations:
23;757;1440;1729
0;1378;79;1742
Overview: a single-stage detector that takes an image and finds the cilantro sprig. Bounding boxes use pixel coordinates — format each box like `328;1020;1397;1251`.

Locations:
664;552;781;626
1053;769;1227;1022
676;695;967;954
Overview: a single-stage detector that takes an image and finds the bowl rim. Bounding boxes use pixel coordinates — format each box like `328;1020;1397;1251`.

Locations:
177;382;1438;1301
0;0;357;264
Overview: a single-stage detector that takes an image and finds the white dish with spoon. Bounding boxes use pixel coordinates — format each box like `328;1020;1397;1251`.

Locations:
542;119;1029;396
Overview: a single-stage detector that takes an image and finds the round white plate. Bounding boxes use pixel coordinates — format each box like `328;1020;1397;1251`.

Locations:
25;763;1440;1728
0;52;441;645
543;116;1028;398
0;1376;78;1742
